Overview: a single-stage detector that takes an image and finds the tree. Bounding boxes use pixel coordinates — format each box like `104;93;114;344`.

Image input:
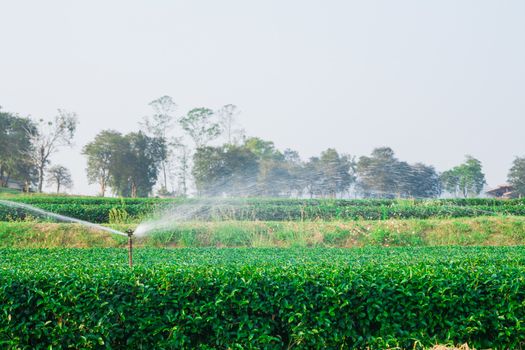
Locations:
192;145;259;196
82;130;122;197
508;157;525;198
244;137;280;160
257;148;304;197
141;96;177;192
406;163;441;198
180;108;221;148
112;132;166;197
28;110;78;192
441;156;486;197
83;131;166;197
217;104;242;145
282;149;304;197
170;137;191;197
318;149;355;198
302;157;323;198
46;165;73;194
356;147;400;197
0;109;37;190
356;147;440;198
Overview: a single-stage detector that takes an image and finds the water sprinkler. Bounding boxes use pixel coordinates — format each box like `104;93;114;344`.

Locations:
126;229;134;268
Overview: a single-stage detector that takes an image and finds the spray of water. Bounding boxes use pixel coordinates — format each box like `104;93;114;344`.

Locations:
0;200;128;237
134;199;218;237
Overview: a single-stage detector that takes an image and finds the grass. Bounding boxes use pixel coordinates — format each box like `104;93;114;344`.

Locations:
0;222;126;248
1;216;525;248
0;187;22;195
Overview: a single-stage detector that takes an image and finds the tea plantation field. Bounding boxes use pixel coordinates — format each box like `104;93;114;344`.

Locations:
1;247;525;349
1;195;525;222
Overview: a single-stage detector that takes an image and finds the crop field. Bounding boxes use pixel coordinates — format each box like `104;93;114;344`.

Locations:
1;195;525;348
1;195;525;223
1;247;525;349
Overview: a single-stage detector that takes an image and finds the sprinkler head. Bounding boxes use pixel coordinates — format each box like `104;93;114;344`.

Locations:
126;229;134;237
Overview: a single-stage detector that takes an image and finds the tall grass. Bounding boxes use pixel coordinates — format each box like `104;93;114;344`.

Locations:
1;216;524;248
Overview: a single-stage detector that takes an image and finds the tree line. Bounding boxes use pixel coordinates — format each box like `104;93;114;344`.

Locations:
1;100;524;198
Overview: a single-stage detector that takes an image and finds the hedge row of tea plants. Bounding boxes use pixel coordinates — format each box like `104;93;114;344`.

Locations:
4;195;525;207
0;200;524;223
0;247;524;348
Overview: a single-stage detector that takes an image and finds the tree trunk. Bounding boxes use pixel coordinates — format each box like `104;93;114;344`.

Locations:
162;161;168;192
38;166;45;193
131;181;137;198
56;181;61;194
3;173;10;188
100;179;106;197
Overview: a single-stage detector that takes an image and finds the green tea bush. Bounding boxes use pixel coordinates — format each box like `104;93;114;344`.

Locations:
0;196;524;223
1;247;525;349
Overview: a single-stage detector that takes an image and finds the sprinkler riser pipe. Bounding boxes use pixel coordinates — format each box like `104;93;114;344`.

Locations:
126;229;134;268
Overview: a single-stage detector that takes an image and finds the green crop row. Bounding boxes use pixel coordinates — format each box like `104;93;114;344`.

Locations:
0;247;524;348
3;195;525;207
1;201;524;223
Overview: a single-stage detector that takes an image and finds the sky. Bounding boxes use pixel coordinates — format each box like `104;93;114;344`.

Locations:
1;0;524;195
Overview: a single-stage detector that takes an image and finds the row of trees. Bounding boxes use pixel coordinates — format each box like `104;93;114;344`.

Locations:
82;97;243;197
1;100;524;198
0;108;77;193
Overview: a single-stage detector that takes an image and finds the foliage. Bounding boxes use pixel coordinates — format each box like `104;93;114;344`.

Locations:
82;130;122;197
441;156;486;198
356;147;441;198
83;131;166;197
508;156;525;197
0;196;524;223
217;104;244;145
1;247;525;348
108;207;130;224
28;110;78;192
317;148;355;197
193;144;259;196
179;107;221;148
142;95;177;192
46;165;73;194
0;109;37;190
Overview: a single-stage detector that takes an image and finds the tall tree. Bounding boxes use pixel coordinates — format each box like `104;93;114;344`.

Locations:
441;156;486;197
401;163;441;198
141;96;177;192
282;149;304;197
28;110;78;192
302;157;323;198
83;131;166;197
170;137;190;197
82;130;122;197
508;157;525;198
318;149;355;198
46;165;73;194
180;108;221;148
116;132;166;197
356;147;400;197
0;109;37;190
356;147;440;198
217;104;241;145
192;145;259;196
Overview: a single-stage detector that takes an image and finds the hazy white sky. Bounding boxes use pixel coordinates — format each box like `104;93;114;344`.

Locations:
1;0;524;195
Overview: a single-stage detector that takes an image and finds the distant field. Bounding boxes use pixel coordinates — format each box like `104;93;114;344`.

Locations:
1;194;524;248
1;247;524;348
1;195;524;223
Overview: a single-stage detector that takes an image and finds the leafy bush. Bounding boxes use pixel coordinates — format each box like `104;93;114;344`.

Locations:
0;196;524;223
1;247;525;348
